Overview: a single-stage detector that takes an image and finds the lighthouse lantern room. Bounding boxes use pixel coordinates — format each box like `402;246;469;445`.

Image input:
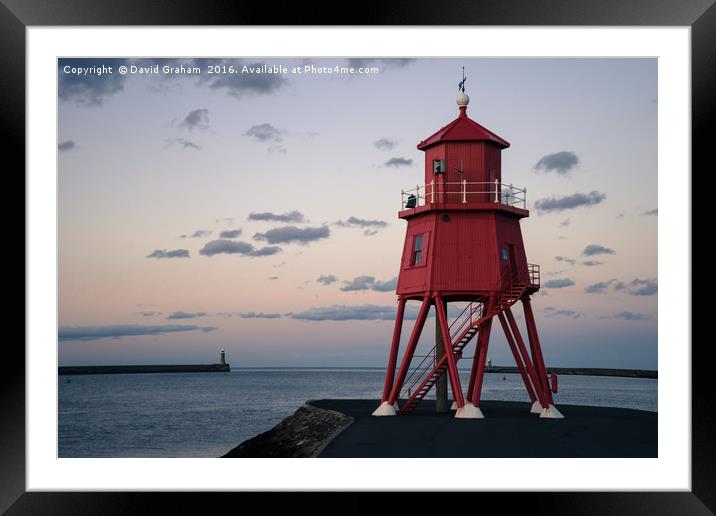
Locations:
374;74;562;419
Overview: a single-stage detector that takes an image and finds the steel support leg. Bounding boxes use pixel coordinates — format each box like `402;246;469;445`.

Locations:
522;298;553;404
498;311;536;403
381;298;406;402
465;332;482;401
504;307;549;409
387;297;432;406
470;317;493;407
435;297;466;409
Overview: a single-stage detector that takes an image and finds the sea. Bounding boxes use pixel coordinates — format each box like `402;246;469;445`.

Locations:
58;368;657;458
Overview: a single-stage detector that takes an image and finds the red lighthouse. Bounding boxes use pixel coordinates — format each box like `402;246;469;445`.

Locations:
374;81;563;419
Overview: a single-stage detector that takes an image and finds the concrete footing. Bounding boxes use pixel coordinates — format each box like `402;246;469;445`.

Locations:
539;404;565;419
371;401;397;416
455;403;485;419
530;400;542;414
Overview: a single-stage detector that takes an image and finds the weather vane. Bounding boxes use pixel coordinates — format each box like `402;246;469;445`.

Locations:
458;66;467;93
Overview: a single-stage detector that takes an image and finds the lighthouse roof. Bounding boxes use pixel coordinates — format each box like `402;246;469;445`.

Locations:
417;110;510;150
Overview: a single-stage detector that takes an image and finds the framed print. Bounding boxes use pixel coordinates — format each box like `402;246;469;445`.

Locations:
6;0;712;514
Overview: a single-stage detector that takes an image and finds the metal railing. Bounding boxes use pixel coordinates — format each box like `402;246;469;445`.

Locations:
401;180;526;210
528;263;540;289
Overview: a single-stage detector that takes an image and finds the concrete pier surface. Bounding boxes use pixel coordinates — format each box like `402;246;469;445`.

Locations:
310;399;657;458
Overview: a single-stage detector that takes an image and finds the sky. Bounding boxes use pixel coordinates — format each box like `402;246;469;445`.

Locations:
57;57;657;369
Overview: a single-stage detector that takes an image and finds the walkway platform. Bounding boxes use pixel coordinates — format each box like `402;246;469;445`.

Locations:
311;399;657;458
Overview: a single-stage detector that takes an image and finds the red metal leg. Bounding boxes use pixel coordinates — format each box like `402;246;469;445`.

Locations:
504;307;549;409
381;298;406;402
387;297;432;405
470;317;493;407
522;298;553;404
435;296;465;409
466;320;488;401
497;311;536;403
465;333;482;401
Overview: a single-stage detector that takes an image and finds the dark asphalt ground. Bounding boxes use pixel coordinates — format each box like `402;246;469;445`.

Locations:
311;399;657;458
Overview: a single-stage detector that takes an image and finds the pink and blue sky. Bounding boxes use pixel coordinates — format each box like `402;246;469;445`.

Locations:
58;58;657;368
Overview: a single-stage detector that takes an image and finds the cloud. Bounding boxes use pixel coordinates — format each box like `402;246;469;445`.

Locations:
554;256;576;265
581;244;616;256
239;312;282;319
254;225;330;245
179;108;209;131
346;58;414;70
317;274;337;285
584;278;656;296
340;276;398;292
58;324;216;341
559;218;571;227
584;281;613;294
136;311;161;317
336;217;388;229
244;123;283;142
599;310;651;320
628;278;658;296
58;58;289;106
341;276;377;292
206;61;288;97
582;260;603;266
385;157;414;168
146;249;190;259
58;140;76;152
166;137;201;151
199;239;281;257
612;311;651;321
372;277;398;292
180;230;212;239
374;138;397;150
290;303;417;321
219;229;242;238
248;210;305;223
534;191;606;214
543;278;575;289
167;311;208;320
544;307;581;319
534;151;580;175
243;123;286;153
58;58;129;105
364;229;378;236
643;208;658;216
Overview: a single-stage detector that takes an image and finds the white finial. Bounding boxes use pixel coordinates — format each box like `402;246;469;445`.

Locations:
457;91;470;107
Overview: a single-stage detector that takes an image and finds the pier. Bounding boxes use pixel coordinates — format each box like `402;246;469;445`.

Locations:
58;363;230;376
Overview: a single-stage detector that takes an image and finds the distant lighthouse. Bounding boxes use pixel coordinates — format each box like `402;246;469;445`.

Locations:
220;349;226;365
373;72;562;419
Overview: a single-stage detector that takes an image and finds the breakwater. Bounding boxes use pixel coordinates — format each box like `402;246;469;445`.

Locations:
58;364;230;375
485;366;657;379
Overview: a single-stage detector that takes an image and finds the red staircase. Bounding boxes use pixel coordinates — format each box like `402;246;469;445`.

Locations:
398;281;529;414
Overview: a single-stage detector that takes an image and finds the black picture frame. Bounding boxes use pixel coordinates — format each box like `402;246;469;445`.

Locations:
5;1;709;513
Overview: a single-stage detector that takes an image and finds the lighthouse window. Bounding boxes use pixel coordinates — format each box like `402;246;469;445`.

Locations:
412;234;424;266
501;248;509;260
433;159;446;174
